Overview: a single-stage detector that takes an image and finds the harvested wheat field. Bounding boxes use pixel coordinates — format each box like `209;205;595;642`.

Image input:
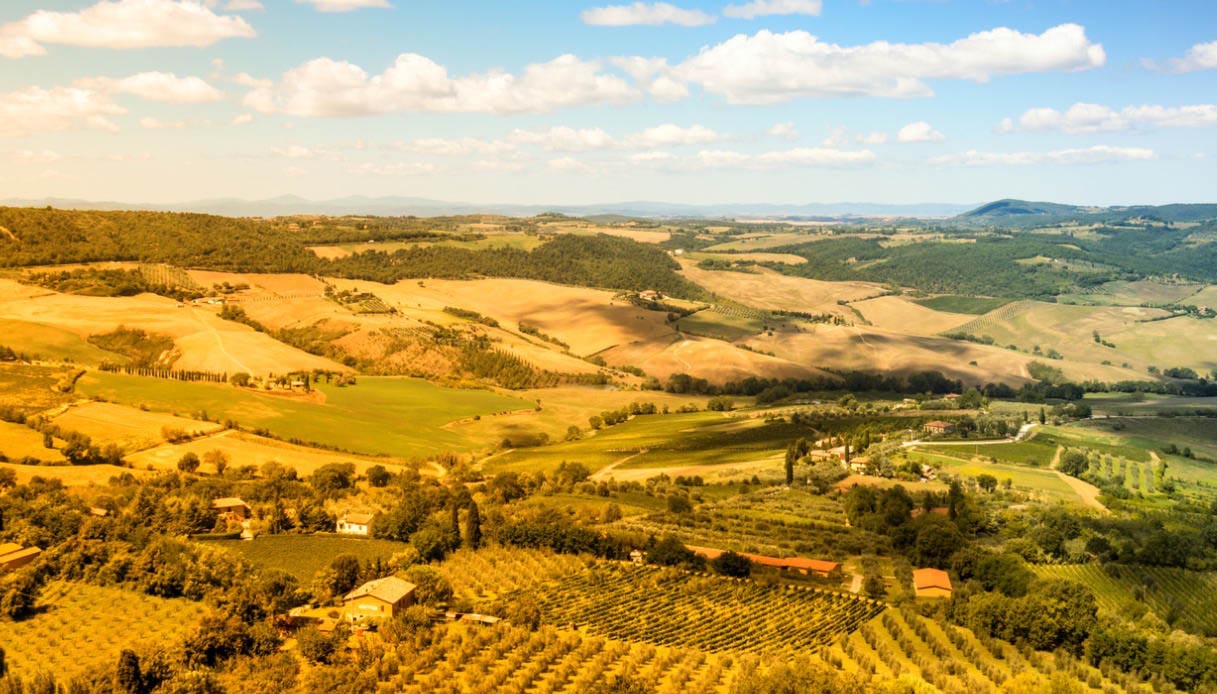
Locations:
0;462;146;486
0;421;67;463
52;401;223;452
0;279;346;375
601;334;828;384
539;221;670;244
326;277;677;357
851;295;974;336
126;428;412;476
679;263;882;315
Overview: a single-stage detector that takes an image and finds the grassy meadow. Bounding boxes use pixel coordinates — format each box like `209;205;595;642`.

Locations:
210;534;408;582
76;371;531;459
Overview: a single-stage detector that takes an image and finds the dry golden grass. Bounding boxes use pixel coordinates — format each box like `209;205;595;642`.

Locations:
125;428;413;476
602;334;829;383
851;295;974;336
0;461;147;486
52;401;223;451
679;263;882;315
0;421;66;462
0;279;345;376
691;251;808;265
538;221;670;244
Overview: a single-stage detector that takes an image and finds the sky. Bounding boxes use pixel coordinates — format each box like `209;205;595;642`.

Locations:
1;0;1215;207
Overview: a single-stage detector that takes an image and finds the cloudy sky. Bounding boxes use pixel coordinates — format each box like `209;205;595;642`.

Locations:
1;0;1215;206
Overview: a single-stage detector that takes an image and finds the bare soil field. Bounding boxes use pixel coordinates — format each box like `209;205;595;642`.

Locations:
126;428;409;476
0;279;346;375
851;295;974;336
679;263;883;315
52;401;223;451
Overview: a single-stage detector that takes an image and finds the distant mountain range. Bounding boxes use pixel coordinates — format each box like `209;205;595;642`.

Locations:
4;195;1216;223
0;195;974;219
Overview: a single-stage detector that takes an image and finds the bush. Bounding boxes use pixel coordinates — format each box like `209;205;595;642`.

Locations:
711;551;752;578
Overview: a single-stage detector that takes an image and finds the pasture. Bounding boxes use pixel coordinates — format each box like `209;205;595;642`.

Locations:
75;372;532;458
126;429;410;477
1056;280;1204;307
905;449;1083;504
0;581;207;682
851;296;974;336
0;364;76;415
0;461;143;486
0;317;122;366
678;262;880;315
211;534;408;582
912;295;1012;315
487;410;802;476
52;401;223;452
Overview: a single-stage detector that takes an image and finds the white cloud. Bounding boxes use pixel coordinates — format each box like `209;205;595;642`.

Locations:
295;0;391;12
930;145;1156;167
473;157;528;173
624;123;720;148
1149;40;1217;73
140;117;187;129
674;24;1105;104
897;121;945;143
822;127;888;147
697;146;875;169
510;126;616;152
346;162;436;176
723;0;822;19
0;86;125;137
232;113;254;125
245;53;636;116
857;131;888;145
582;2;715;26
274;145;317;159
548;157;595;173
609;56;688;101
767;122;798;140
396;137;515;156
13;149;63;163
629;151;676;163
0;0;255;58
222;0;263;8
78;72;224;103
998;102;1217;134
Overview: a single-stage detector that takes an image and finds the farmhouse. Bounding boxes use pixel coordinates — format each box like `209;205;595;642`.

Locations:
212;497;251;520
913;568;953;598
639;290;663;301
337;512;374;536
342;576;416;623
923;421;956;436
686;545;842;579
0;543;42;573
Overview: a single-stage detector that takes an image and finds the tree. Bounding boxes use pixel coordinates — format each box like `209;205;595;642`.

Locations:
297;625;344;664
329;554;362;596
667;495;692;514
203;449;228;476
976;474;998;493
0;644;5;678
914;520;965;569
711;551;752;578
177;452;200;473
464;500;482;550
863;575;887;600
784;447;796;485
1039;407;1047;425
366;465;391;487
115;649;142;694
1059;450;1089;477
403;565;453;606
648;535;704;570
230;372;251;387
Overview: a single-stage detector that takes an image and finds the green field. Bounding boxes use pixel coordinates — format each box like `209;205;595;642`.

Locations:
912;295;1012;315
676;308;766;340
0;318;123;366
906;449;1081;503
1082;392;1217;416
1036;425;1154;463
916;440;1057;467
209;534;408;582
1070;417;1217;462
1031;564;1217;636
76;371;531;458
488;411;805;474
1056;280;1204;307
0;581;207;682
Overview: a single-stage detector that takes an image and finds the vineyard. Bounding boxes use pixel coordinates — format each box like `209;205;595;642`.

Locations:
139;263;199;291
0;581;207;682
1031;563;1217;636
531;564;885;655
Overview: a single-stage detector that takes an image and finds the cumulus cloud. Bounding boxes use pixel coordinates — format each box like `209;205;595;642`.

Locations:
13;149;64;163
998;102;1217;134
295;0;391;12
78;72;224;103
897;121;945;143
548;156;595;173
623;123;720;148
245;53;636;116
930;145;1156;167
232;113;254;125
0;86;125;137
0;0;255;58
823;128;888;147
347;162;436;176
767;122;798;140
609;56;688;101
673;24;1105;104
1148;40;1217;73
581;2;715;26
723;0;822;19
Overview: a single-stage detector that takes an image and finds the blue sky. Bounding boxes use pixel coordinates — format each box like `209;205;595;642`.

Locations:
1;0;1215;206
